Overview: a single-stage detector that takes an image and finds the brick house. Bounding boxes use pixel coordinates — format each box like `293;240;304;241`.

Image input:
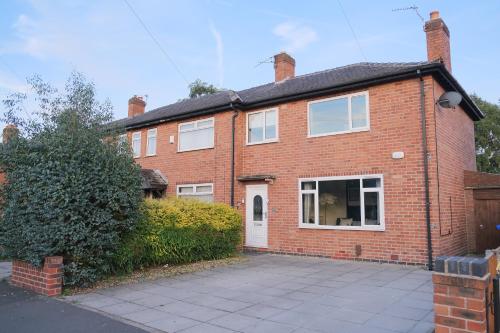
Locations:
113;11;483;267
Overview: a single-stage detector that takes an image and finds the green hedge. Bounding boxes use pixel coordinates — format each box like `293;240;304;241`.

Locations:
112;198;242;273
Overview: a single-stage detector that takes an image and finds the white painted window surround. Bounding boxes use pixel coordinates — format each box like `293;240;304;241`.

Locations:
178;118;214;152
246;108;278;145
299;174;384;231
132;132;141;158
177;183;214;202
308;91;369;137
146;128;157;156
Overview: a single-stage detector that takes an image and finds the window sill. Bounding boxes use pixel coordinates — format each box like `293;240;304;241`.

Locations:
246;139;279;146
308;127;370;139
177;146;214;153
145;154;157;157
298;223;384;232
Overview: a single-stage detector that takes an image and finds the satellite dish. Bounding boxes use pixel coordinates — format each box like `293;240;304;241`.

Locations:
437;91;462;109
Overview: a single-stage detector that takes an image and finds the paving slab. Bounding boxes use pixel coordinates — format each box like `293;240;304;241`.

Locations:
63;254;434;333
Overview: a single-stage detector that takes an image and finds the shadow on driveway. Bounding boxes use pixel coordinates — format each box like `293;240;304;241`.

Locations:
0;281;149;333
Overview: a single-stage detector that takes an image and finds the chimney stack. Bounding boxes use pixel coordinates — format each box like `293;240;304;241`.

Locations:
128;95;146;118
274;52;295;82
3;124;18;144
424;10;451;72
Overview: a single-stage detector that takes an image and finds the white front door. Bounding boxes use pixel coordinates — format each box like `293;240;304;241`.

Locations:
245;185;268;248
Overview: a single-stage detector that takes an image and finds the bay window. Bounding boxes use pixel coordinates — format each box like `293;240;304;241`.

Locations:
299;175;384;230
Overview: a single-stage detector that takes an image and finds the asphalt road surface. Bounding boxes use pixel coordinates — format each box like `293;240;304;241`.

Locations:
0;281;149;333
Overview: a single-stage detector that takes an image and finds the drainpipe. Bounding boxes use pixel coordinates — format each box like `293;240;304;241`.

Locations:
418;69;434;271
229;103;239;207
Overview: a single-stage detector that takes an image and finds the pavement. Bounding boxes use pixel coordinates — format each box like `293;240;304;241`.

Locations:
0;280;149;333
65;254;435;333
0;261;11;281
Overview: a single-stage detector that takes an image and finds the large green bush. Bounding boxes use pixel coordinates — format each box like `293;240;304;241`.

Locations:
0;74;142;287
112;198;242;273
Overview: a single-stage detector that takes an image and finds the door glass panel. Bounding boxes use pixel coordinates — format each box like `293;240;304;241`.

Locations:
253;195;263;221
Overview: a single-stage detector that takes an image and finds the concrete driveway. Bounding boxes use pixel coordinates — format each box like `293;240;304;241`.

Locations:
66;254;434;333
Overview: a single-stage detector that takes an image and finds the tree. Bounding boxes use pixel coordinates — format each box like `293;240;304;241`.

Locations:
472;94;500;173
188;79;220;98
0;73;142;286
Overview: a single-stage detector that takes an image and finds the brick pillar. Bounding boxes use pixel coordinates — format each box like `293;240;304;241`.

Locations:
11;256;63;296
433;254;496;333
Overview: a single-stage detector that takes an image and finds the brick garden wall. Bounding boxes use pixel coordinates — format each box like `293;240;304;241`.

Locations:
11;256;63;296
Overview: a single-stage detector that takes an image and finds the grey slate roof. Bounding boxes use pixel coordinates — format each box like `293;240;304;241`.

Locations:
141;169;168;190
113;61;481;128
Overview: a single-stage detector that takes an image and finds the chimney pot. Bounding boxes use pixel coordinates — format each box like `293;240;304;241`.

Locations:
424;10;451;72
128;95;146;118
430;11;440;20
274;52;295;82
3;124;19;144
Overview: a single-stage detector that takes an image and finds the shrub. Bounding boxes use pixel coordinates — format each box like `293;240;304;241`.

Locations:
0;74;142;287
112;198;242;273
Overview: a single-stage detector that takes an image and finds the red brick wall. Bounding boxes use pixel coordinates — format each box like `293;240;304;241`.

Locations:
432;80;476;258
11;256;63;296
128;74;477;265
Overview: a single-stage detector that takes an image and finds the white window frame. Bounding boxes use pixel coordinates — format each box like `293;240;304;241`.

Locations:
307;91;370;138
176;183;214;201
298;174;384;231
246;108;279;145
178;117;215;152
132;131;141;158
146;128;157;156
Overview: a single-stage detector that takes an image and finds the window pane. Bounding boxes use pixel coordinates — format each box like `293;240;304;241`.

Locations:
132;134;141;157
197;119;213;128
179;186;194;194
253;195;263;221
196;194;213;202
310;98;349;135
351;95;367;128
302;193;315;224
196;185;212;193
147;136;156;155
180;123;195;131
179;127;214;151
364;192;380;225
248;113;264;143
301;181;316;190
318;180;361;226
363;178;381;188
265;110;277;140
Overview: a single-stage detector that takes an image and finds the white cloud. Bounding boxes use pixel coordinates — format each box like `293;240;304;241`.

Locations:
273;21;318;52
209;22;224;87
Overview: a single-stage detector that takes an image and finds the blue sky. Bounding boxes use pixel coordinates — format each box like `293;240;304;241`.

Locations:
0;0;499;121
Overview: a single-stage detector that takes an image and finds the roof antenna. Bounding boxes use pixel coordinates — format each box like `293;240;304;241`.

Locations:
392;5;424;24
255;56;273;68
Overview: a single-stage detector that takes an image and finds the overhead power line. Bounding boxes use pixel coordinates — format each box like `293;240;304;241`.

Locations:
123;0;190;84
336;0;368;62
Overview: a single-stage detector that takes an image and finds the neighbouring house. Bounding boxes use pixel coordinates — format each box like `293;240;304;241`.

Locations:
112;11;484;267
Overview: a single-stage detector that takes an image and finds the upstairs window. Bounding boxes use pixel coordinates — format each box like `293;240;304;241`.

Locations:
146;128;157;156
177;183;214;202
132;132;141;158
308;92;369;137
118;134;128;153
247;109;278;144
178;118;214;152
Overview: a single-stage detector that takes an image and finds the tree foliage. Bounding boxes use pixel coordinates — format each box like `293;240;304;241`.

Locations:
188;79;220;98
0;73;142;286
472;94;500;173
